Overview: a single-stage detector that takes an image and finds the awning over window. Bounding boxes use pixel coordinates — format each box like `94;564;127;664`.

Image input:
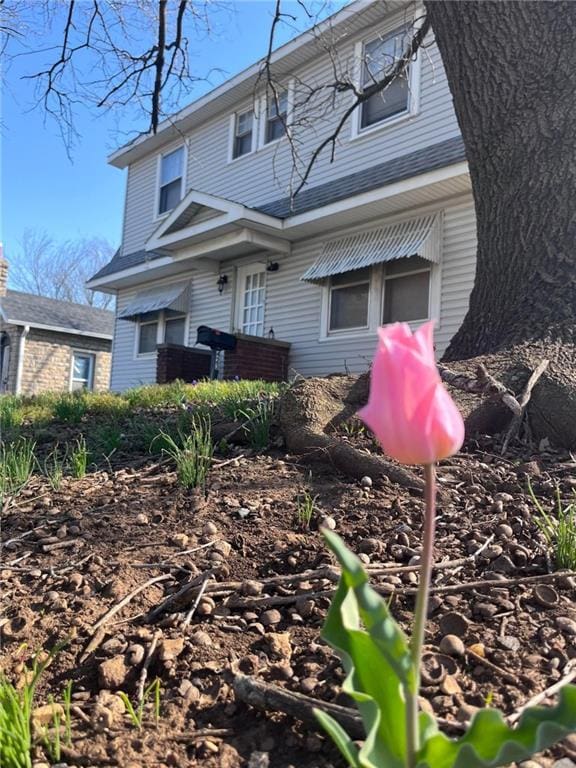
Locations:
300;214;440;283
118;281;190;321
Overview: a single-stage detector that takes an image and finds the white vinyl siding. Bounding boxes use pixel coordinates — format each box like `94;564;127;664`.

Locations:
110;197;476;389
120;20;459;256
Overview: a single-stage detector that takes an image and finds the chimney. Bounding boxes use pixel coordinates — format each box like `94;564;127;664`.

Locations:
0;244;7;297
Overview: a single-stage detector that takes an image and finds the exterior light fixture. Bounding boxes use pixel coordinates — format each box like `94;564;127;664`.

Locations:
217;274;228;293
266;261;279;272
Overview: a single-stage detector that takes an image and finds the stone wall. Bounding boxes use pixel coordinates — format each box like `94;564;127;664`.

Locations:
17;328;111;395
223;334;290;382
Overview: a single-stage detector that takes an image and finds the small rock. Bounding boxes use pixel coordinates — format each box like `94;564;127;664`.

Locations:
260;609;282;626
266;632;292;660
203;521;218;536
237;507;250;519
248;752;270;768
490;554;516;573
101;636;127;655
495;523;514;539
552;761;576;768
516;460;541;476
439;612;470;638
135;513;149;526
178;679;200;703
358;538;380;555
212;540;231;558
439;635;465;657
126;644;145;665
241;580;264;596
360;476;373;488
66;572;84;590
496;635;521;652
441;674;462;695
456;702;479;722
190;630;212;647
556;616;576;636
171;533;189;548
159;637;185;661
300;677;318;694
32;702;64;726
98;655;129;689
321;516;337;530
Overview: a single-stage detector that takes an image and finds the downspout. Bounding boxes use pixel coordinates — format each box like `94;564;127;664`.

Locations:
15;325;29;395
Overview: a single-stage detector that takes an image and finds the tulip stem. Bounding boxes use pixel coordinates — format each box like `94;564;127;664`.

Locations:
406;462;437;768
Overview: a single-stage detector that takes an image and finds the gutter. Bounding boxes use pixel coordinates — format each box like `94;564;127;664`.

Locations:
6;320;113;341
15;324;29;395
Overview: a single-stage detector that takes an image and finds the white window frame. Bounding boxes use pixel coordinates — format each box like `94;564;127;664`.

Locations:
381;259;434;326
258;82;293;148
69;349;96;392
350;18;422;141
228;108;256;163
154;144;187;220
234;262;267;337
318;212;442;341
326;268;373;335
134;311;189;359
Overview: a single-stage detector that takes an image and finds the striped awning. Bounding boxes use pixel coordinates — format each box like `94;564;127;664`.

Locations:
300;214;440;283
118;281;190;320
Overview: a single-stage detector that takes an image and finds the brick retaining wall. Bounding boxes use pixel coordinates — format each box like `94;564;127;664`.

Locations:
223;334;290;382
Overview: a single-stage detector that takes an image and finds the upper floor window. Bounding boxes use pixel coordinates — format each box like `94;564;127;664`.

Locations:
158;147;184;215
360;29;411;130
265;90;288;144
233;110;254;159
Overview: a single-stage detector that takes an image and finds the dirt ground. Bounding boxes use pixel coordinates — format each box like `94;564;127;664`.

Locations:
2;430;576;767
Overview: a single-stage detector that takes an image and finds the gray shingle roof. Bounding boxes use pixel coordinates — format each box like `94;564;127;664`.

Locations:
1;291;114;338
257;136;467;218
93;137;467;280
89;249;168;281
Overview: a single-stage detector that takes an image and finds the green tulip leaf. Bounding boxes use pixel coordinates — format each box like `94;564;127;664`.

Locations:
321;530;415;767
314;709;361;767
416;686;576;768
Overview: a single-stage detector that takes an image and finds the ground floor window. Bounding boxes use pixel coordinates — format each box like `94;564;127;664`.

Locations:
323;256;433;336
137;313;187;356
382;256;431;324
71;351;95;391
328;268;371;332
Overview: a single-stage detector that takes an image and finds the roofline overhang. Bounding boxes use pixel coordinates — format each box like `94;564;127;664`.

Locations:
89;159;469;290
146;189;284;251
107;0;381;169
5;319;113;340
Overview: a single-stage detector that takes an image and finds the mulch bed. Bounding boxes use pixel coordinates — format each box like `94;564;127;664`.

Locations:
2;435;576;767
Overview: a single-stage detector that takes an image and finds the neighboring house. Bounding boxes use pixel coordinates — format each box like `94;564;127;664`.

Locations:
0;258;114;395
88;0;475;390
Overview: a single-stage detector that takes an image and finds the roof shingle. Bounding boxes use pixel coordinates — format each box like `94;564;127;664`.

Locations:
1;291;115;338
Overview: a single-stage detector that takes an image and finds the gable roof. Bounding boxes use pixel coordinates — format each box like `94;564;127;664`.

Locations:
1;290;115;339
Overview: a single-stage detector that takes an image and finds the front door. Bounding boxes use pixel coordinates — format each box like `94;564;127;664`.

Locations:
235;263;266;337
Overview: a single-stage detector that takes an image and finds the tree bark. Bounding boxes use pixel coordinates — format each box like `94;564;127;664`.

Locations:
424;1;576;360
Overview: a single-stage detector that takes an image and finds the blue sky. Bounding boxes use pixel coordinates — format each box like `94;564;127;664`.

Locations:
2;1;343;259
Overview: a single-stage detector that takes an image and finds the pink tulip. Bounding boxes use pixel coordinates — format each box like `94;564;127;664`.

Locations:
358;321;464;465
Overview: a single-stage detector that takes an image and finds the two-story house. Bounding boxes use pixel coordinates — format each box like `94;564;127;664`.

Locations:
87;0;475;390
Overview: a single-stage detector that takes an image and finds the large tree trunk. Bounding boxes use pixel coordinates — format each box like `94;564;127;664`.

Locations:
425;1;576;361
